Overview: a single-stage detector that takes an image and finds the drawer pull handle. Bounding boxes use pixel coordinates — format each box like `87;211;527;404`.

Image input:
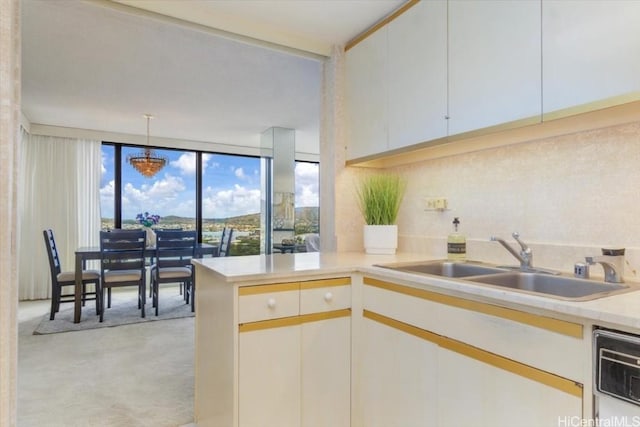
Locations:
324;292;333;302
267;298;276;309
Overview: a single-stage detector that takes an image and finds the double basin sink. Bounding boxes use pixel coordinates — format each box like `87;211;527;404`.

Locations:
376;260;633;301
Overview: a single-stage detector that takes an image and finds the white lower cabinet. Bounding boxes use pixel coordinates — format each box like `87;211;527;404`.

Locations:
196;266;587;427
193;270;351;427
360;317;438;427
238;278;351;427
239;315;351;427
438;348;581;427
359;277;585;426
239;324;301;427
301;316;351;427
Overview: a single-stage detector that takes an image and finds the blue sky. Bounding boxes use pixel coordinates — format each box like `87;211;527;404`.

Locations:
100;146;318;220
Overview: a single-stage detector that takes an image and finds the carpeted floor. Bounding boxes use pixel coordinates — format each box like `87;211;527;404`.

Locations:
19;286;196;427
34;287;194;334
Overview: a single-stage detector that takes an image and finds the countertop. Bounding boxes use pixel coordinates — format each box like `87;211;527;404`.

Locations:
193;252;640;331
192;252;427;282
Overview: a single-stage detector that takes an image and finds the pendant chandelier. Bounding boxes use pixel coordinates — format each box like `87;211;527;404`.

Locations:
127;114;167;178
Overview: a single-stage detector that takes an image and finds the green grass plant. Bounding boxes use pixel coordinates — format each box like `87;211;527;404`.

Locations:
356;173;406;225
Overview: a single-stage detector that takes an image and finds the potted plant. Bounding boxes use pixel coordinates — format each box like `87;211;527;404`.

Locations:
136;212;161;248
356;173;406;254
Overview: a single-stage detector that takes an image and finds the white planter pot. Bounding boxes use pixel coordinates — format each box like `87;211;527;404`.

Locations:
144;227;156;248
363;224;398;255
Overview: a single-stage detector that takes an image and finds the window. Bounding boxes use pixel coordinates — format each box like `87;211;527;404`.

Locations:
100;144;115;230
201;154;261;255
294;161;319;237
101;143;269;256
101;144;320;255
120;146;196;231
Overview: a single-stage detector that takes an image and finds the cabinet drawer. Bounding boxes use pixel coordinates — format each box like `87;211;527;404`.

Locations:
239;282;300;324
363;277;585;382
300;278;351;315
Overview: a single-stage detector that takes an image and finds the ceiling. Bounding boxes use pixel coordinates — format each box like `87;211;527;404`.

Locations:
21;0;405;155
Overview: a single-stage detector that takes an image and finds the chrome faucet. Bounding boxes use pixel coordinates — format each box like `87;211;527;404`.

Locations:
585;250;625;283
491;232;533;270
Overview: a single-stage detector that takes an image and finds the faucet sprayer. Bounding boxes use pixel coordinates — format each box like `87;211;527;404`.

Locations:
585;248;625;283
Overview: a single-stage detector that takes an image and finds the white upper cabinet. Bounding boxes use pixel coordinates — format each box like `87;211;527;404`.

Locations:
387;0;448;150
542;0;640;119
448;0;542;136
345;26;388;160
345;0;639;163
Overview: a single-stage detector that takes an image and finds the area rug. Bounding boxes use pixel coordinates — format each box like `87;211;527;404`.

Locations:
33;289;194;335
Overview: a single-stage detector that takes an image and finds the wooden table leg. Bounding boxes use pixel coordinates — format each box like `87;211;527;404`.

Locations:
74;252;82;323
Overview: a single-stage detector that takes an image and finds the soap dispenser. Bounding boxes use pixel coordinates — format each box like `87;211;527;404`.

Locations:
447;217;467;261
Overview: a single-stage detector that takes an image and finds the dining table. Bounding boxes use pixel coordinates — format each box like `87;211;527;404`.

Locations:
73;243;216;323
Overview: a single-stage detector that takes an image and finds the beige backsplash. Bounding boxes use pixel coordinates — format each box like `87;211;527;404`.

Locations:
337;121;640;280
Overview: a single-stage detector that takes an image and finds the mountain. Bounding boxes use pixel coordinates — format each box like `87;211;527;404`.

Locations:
121;207;318;229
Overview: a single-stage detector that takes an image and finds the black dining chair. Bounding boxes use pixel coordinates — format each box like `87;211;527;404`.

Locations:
99;229;146;322
218;227;234;257
147;228;182;297
152;230;197;315
43;229;101;320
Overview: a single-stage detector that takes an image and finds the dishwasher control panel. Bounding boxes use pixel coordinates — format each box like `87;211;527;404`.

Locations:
594;329;640;406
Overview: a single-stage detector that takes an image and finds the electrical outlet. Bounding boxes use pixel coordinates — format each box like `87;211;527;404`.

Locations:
435;198;448;210
425;197;448;211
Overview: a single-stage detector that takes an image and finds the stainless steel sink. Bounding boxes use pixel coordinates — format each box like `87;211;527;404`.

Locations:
468;272;632;301
376;260;635;301
376;260;508;278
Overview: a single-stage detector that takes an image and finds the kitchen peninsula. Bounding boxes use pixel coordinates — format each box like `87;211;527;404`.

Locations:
193;252;640;427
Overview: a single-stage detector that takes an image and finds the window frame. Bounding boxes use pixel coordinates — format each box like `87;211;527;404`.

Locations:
101;142;320;252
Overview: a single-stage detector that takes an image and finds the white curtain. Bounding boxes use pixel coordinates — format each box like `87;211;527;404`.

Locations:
18;133;102;300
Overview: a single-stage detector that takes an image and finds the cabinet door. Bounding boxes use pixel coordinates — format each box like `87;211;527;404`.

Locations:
387;0;447;150
360;317;438;427
448;0;542;135
438;348;582;427
345;27;388;160
542;0;640;119
301;316;351;427
239;325;301;427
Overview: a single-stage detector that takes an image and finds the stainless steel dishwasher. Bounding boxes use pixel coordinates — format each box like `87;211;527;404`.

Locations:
594;328;640;421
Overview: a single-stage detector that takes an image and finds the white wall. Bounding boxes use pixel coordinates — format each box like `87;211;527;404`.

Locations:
338;121;640;281
1;0;19;422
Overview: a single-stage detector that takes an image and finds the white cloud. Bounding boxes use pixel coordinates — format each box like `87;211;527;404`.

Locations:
202;184;261;218
295;162;318;178
100;179;115;198
235;167;246;180
100;179;115;217
295;162;319;207
170;153;195;175
296;185;319;207
201;153;212;172
121;174;190;218
170;152;213;176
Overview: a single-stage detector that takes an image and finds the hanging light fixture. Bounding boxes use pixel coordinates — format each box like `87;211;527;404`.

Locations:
127;114;167;178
